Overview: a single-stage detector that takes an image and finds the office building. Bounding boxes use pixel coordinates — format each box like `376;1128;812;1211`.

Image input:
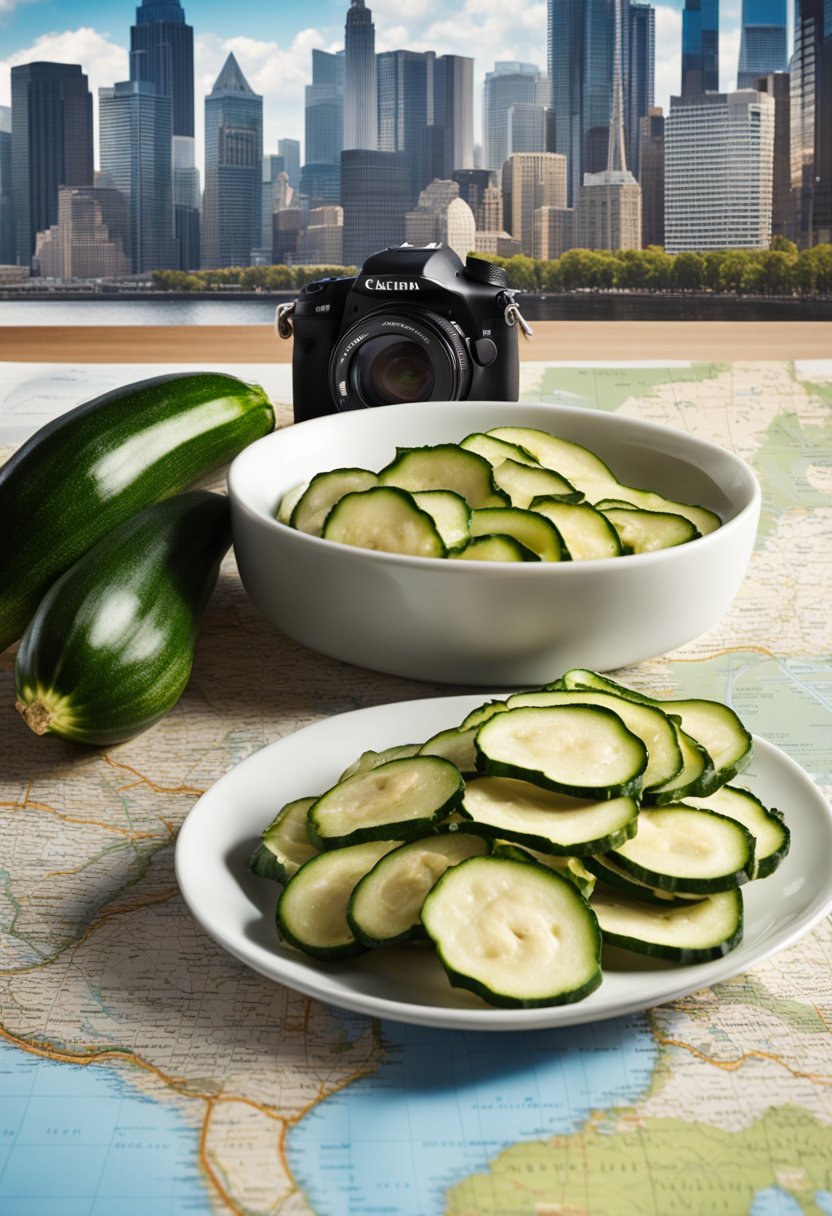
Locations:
99;80;177;272
756;72;792;240
273;208;305;264
665;90;775;251
35;186;130;279
627;4;655;177
279;139;301;193
344;0;378;150
0;107;13;265
737;0;787;86
507;103;553;156
377;49;435;199
305;49;344;166
404;180;476;262
482;62;544;171
433;55;475;176
11;62;93;267
299;163;342;208
502;152;568;254
341;149;409;265
790;0;831;244
296;205;343;264
638;105;665;246
534;206;575;257
202;53;263;268
474;230;521;255
681;0;719;96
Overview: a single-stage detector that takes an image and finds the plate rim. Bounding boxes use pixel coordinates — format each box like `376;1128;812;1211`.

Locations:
175;694;832;1032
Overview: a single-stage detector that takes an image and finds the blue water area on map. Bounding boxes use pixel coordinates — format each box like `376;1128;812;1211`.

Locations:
0;1041;212;1216
286;1011;658;1216
750;1189;808;1215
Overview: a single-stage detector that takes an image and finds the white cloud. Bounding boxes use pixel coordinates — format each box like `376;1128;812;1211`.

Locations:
720;28;742;93
654;4;682;114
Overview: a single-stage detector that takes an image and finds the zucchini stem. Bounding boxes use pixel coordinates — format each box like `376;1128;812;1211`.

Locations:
16;698;54;735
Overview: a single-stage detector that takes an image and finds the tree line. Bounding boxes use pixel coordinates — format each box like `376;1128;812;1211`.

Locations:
152;241;832;296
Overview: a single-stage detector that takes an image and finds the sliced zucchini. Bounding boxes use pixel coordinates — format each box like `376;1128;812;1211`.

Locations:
378;444;507;508
322;486;446;557
459;699;509;730
505;689;682;794
530;497;623;560
558;667;660;706
590;481;722;537
450;535;540;562
476;704;648;800
683;785;790;879
249;795;318;883
470;507;565;561
411;490;471;551
591;886;743;962
584;856;703;905
640;727;716;805
491;459;582;508
657;699;753;792
486;426;618;492
347;833;488;947
490;841;596;899
599;506;701;553
338;742;422;782
459;432;541;469
609;804;755;894
419;725;478;774
421;855;603;1008
460;775;639;856
290;467;378;536
307;755;464;849
276;839;399;959
276;481;308;525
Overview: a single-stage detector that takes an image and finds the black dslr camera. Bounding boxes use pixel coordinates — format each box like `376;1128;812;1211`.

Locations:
277;244;532;423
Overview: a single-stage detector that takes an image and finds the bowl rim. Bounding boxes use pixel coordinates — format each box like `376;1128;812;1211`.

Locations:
228;400;762;574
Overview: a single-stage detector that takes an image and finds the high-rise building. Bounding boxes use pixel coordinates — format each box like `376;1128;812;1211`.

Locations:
502;152;568;254
737;0;787;86
638;105;665;246
0;107;13;265
433;56;475;176
404;180;476;261
507;103;552;156
681;0;719;96
377;49;435;199
279;139;301;193
344;0;378;151
296;205;344;264
273;208;305;264
202;53;263;268
756;73;792;239
305;49;344;166
11;62;93;267
665;90;775;251
99;79;178;273
790;0;831;245
534;206;575;257
482;62;544;171
35;186;130;279
130;0;199;270
299;163;342;208
341;149;409;265
627;4;655;176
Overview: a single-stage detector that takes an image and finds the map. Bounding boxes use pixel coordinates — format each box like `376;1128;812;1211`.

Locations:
1;359;831;1216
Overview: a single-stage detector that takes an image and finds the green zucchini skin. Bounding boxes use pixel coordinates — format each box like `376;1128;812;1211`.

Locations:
15;491;231;745
0;371;274;651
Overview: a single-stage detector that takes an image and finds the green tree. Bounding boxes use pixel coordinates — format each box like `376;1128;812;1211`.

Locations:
502;254;539;289
718;249;755;293
756;250;795;295
671;251;706;291
770;236;798;256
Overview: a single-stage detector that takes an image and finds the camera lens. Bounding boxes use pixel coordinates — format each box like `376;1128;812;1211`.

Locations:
352;337;435;406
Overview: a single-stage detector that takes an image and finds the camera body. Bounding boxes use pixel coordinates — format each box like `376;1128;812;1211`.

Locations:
287;244;522;423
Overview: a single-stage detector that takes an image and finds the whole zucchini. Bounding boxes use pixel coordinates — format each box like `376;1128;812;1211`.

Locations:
15;491;232;745
0;371;274;651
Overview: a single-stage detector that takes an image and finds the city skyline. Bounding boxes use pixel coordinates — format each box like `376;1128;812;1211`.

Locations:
0;0;757;174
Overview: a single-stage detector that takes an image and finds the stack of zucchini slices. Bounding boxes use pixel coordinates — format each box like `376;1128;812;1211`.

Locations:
250;670;789;1010
277;425;722;562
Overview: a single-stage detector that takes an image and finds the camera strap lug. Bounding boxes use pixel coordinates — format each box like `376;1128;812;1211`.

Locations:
275;301;295;339
500;295;534;340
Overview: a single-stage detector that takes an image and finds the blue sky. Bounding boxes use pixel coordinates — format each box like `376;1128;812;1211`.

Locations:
0;0;754;170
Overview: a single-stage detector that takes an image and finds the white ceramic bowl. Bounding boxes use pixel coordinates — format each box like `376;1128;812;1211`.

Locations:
228;401;760;685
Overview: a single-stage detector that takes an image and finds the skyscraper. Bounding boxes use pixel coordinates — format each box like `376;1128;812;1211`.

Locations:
202;53;263;269
737;0;787;86
99;79;178;273
627;4;655;176
305;50;344;166
482;62;544;171
344;0;378;151
507;103;552;156
0;107;13;265
130;0;199;270
433;56;475;176
790;0;831;244
340;150;409;265
665;90;775;250
35;186;130;279
638;105;665;246
11;62;93;267
502;152;568;253
681;0;719;96
377;49;435;198
279;139;301;192
756;72;792;240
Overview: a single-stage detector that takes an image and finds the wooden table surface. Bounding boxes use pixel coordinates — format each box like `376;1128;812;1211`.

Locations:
0;320;829;363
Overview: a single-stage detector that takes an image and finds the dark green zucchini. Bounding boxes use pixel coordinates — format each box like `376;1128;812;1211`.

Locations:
15;491;231;745
0;371;274;651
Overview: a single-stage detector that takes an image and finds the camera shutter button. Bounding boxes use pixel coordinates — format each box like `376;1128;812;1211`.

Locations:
473;337;498;366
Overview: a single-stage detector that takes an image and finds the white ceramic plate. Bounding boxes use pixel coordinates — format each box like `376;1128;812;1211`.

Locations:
175;695;832;1031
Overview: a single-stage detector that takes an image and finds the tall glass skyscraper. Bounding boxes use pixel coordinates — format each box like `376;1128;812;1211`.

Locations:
202;54;263;269
0;107;13;265
130;0;199;268
737;0;787;86
433;55;475;176
341;149;409;265
482;62;544;172
11;62;93;267
377;49;435;199
99;79;178;273
344;0;378;150
681;0;719;96
627;4;655;180
790;0;831;243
